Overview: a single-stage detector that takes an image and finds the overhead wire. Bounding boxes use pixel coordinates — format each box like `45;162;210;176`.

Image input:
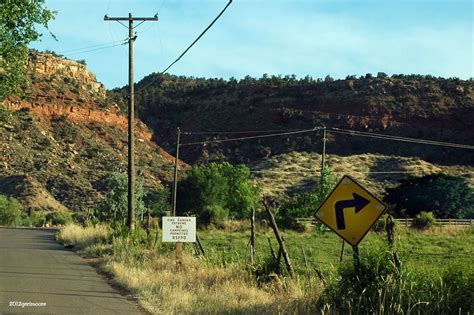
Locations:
328;128;474;150
134;0;233;96
63;40;127;56
182;127;315;135
156;23;168;68
159;0;168;10
180;127;321;146
179;126;474;152
57;38;128;55
249;170;472;175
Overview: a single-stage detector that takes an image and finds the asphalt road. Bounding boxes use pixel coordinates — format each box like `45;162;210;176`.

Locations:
0;228;142;314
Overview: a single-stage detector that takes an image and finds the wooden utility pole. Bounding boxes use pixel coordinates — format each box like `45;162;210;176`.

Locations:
319;127;327;204
320;127;327;178
172;127;181;215
172;127;182;266
104;13;158;230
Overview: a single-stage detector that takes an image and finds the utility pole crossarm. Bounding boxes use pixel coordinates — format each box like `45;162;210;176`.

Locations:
104;15;159;21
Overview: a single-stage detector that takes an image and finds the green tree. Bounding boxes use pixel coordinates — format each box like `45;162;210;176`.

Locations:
277;168;337;229
0;194;23;226
177;162;260;225
0;0;55;100
143;186;171;218
220;163;260;219
95;173;145;226
385;174;474;219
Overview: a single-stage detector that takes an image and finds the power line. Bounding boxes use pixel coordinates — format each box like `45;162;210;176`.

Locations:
159;0;168;10
106;0;112;14
135;0;233;96
57;39;127;55
250;170;472;175
156;23;167;68
65;42;127;56
328;128;474;150
182;127;314;135
180;127;321;146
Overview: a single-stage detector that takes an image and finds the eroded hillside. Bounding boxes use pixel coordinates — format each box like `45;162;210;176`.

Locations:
109;74;474;166
0;53;181;213
251;152;474;199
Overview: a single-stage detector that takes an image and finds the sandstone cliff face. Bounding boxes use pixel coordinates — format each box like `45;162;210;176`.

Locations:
3;52;152;142
28;52;105;96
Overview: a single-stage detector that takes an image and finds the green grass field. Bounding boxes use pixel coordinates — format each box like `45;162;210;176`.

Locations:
191;224;474;275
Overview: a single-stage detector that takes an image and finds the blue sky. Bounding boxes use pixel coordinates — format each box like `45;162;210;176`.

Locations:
31;0;473;89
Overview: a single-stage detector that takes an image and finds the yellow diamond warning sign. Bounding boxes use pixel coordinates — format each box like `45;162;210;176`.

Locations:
315;175;387;247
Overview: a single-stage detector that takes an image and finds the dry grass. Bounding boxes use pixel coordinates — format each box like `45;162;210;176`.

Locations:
406;224;472;236
55;223;473;314
105;253;322;314
56;223;110;249
251;152;474;198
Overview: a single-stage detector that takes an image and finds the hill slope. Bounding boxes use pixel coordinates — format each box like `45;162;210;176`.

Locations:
251;151;474;199
0;53;180;213
109;74;473;166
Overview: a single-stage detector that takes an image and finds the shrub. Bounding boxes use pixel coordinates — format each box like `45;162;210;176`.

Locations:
277;168;337;230
371;216;386;232
322;245;474;314
46;211;72;226
143;187;171;218
277;192;319;230
385;174;474;219
177;162;260;225
30;210;47;227
0;105;10;123
371;214;398;232
322;245;400;313
0;195;23;226
412;211;436;229
57;224;110;249
94;173;145;227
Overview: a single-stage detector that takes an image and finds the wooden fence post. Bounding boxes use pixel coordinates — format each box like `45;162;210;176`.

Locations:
146;209;151;237
196;234;206;256
386;215;395;246
250;207;255;265
386;214;401;269
263;199;294;277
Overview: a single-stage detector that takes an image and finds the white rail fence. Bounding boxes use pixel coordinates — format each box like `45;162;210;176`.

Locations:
296;218;473;227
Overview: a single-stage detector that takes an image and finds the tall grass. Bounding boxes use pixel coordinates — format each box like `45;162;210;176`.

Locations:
56;224;110;249
321;244;474;314
106;231;322;314
56;224;473;314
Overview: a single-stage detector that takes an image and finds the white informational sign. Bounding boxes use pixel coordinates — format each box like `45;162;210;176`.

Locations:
162;217;196;242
